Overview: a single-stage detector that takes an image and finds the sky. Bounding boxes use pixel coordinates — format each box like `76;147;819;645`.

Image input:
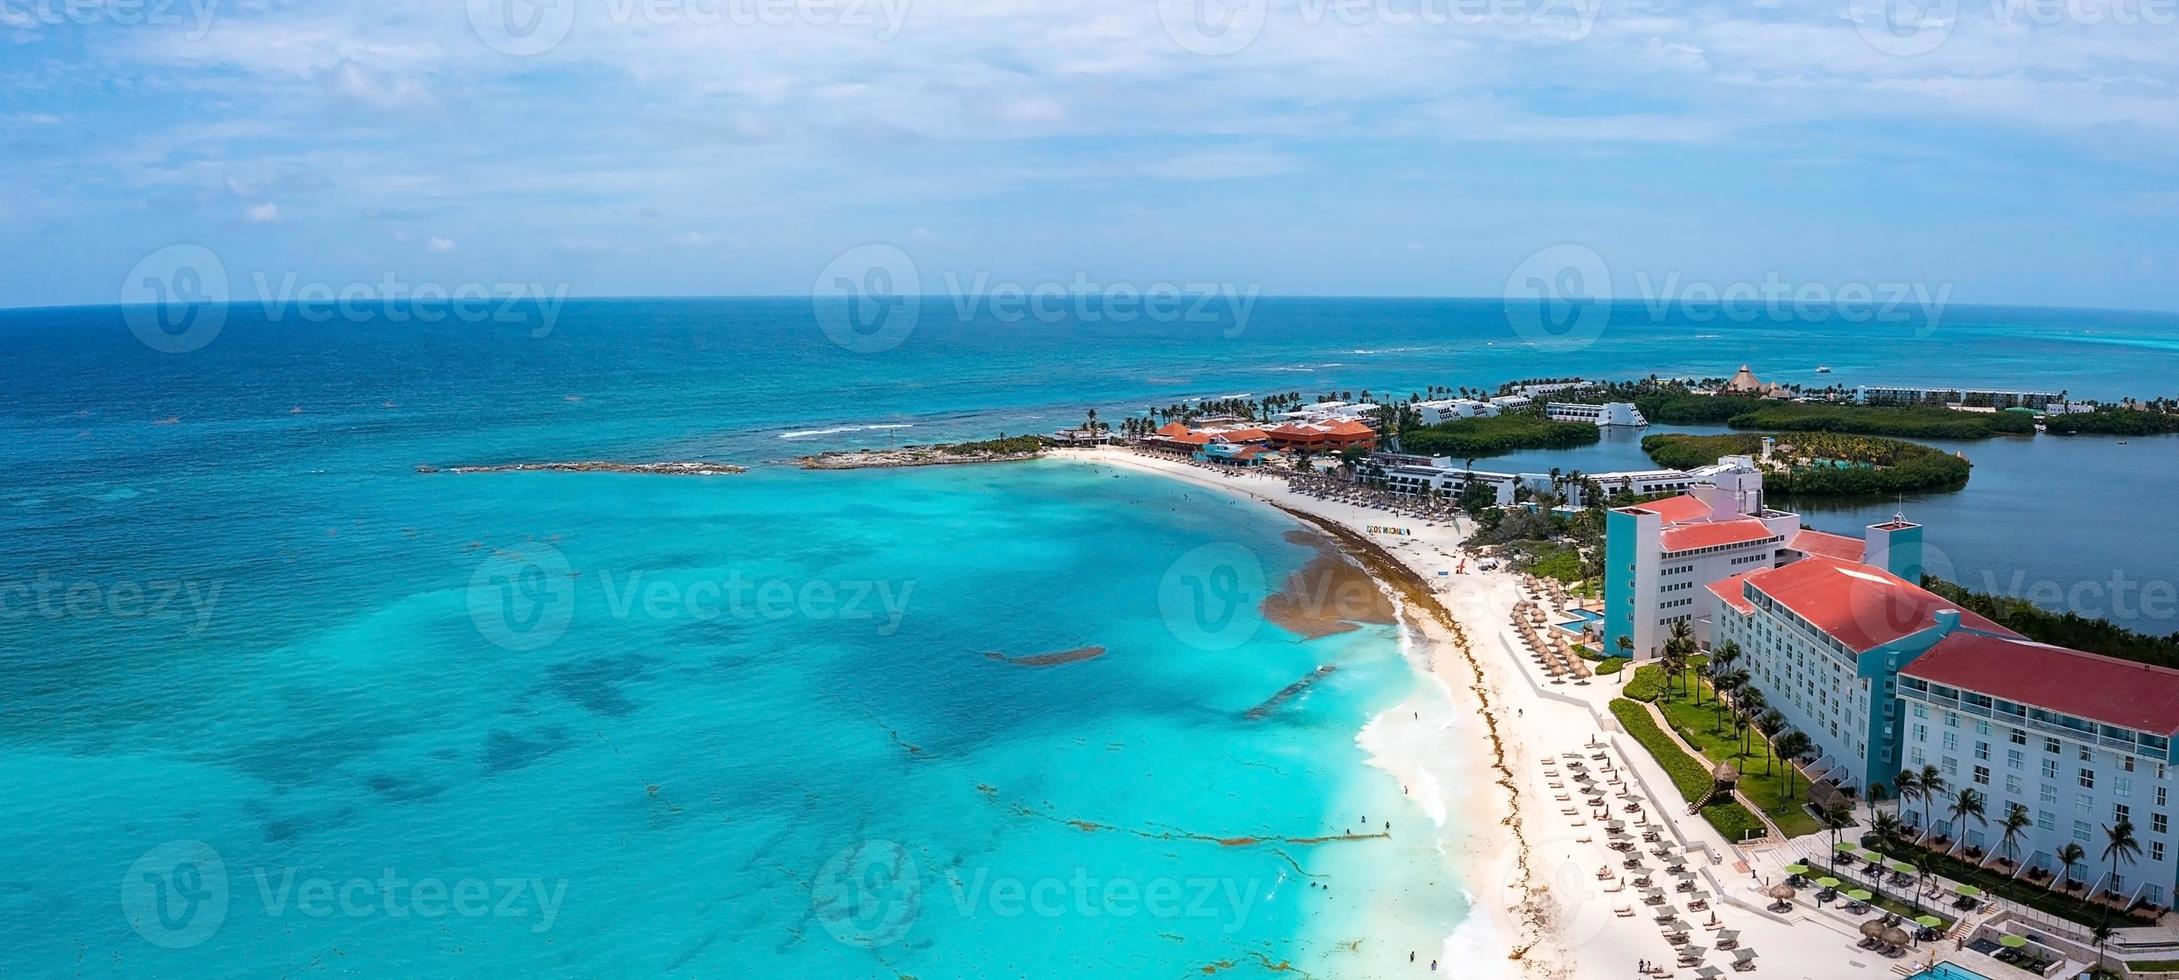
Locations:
2;0;2177;312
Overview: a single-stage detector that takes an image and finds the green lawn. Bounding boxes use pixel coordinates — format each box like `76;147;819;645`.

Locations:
1861;838;2159;929
1625;663;1821;837
1609;699;1766;842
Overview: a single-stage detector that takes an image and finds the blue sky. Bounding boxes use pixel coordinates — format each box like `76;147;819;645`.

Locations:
3;0;2176;311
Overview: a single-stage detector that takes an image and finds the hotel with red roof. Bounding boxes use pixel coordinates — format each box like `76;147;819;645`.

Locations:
1707;553;2179;907
1601;453;1923;665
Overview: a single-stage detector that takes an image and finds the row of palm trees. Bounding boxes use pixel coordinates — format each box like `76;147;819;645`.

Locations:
1889;763;2142;903
1651;627;1816;806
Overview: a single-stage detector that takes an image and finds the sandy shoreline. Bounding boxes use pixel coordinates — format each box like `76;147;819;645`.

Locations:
1054;447;1554;977
1053;447;1929;980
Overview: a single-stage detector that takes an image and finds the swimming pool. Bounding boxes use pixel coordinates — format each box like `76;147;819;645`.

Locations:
1555;608;1604;634
1907;962;1992;980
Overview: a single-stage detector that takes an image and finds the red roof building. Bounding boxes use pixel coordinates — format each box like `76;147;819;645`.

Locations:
1735;556;2013;653
1787;529;1868;562
1902;633;2179;736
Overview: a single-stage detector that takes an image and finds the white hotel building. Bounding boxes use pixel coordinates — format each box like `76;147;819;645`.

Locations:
1702;558;2179;908
1601;457;1915;662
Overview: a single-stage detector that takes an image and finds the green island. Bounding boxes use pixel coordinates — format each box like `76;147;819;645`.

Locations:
2044;406;2179;435
1640;431;1972;495
1552;380;2036;438
1922;578;2179;669
1398;411;1601;458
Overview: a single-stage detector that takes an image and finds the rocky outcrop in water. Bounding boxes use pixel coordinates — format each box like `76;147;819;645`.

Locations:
418;461;745;476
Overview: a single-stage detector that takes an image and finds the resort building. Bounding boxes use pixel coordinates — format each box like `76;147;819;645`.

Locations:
1542;401;1649;427
1600;459;1923;661
1489;394;1536;411
1704;548;1959;795
1265;419;1378;453
1707;550;2179;908
1361;455;1718;508
1854;385;2067;410
1509;381;1592;398
1276;401;1378;423
1415;398;1499;425
1896;638;2179;906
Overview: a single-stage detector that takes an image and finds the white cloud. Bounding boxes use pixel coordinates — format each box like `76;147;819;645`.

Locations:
428;236;455;252
244;202;281;223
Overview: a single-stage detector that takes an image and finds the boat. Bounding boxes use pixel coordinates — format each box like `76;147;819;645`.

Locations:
1815;366;1832;373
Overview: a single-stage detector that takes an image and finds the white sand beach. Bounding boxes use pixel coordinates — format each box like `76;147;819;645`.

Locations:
1061;446;1944;980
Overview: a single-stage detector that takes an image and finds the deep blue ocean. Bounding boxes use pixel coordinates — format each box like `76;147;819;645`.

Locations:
2;297;2176;977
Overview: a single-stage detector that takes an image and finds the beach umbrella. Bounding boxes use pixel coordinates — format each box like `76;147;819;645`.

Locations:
1887;860;1916;875
1767;884;1796;900
1883;927;1912;948
1695;967;1724;979
1833;841;1860;854
1783;863;1810;876
1859;920;1887;939
1956;884;1984;898
1732;949;1757;965
1845;888;1874;902
1914;915;1943;929
1816;877;1842;889
1998;934;2028;949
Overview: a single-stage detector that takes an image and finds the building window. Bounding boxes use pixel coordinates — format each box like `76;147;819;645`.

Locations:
2161;787;2170;808
2006;775;2023;795
1913;703;1928;719
1974;766;1990;786
2156;842;2167;864
2046;737;2062;754
2117;804;2133;824
2118;776;2134;800
2081;768;2097;790
2075;820;2093;843
2041;783;2059;804
1942;757;1958;775
2007;749;2024;771
2038;810;2056;831
2043;759;2059;780
1944;732;1959;751
1974;742;1989;761
2010;729;2027;746
2156;813;2169;835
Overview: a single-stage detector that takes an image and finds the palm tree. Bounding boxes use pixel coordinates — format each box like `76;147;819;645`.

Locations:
1755;708;1785;776
2091;922;2115;977
1917;765;1948;836
1894;768;1924;835
1709;669;1740;732
1821;802;1856;872
1733;687;1766;758
1775;731;1812;799
2058;842;2088;894
2101;819;2142;913
1660;647;1687;698
1870;811;1904;906
1998;804;2032;871
1948;789;1988;862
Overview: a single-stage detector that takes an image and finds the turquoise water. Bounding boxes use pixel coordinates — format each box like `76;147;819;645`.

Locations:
1908;962;1993;980
3;297;2177;975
